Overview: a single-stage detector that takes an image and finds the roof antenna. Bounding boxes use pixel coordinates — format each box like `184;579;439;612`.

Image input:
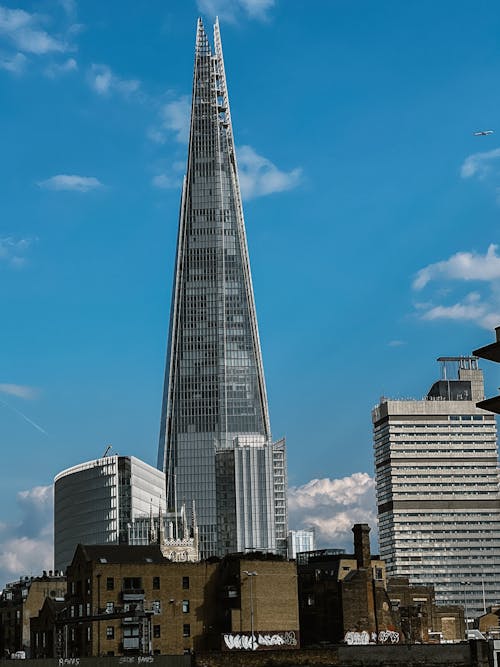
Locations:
103;444;112;457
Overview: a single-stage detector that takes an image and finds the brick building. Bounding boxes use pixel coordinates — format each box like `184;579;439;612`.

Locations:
0;572;66;658
31;544;299;656
297;524;464;646
297;524;398;645
386;577;464;642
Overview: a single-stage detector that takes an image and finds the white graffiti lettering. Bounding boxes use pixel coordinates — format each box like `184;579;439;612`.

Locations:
378;630;400;644
344;631;370;645
119;658;136;664
59;660;80;666
223;630;297;651
138;658;154;664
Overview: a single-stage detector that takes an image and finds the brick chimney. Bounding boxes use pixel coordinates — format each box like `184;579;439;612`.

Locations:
352;523;371;570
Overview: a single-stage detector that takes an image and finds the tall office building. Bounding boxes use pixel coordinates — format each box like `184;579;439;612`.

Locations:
54;455;166;571
157;19;287;558
372;357;500;617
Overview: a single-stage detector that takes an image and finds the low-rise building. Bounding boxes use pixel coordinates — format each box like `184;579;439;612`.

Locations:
298;524;397;646
33;544;299;656
0;571;66;658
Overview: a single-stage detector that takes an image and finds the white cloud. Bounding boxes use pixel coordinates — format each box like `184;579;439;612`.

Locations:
413;244;500;290
58;0;77;17
0;485;53;588
160;96;191;144
38;174;103;192
460;148;500;180
237;145;302;199
288;473;377;551
0;384;37;399
419;293;500;330
388;340;406;347
413;246;500;330
0;6;66;55
44;56;77;78
0;51;26;74
197;0;275;21
152;173;182;190
0;236;35;267
239;0;275;19
88;63;140;97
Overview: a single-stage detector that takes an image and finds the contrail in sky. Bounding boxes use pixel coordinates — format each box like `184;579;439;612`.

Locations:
0;398;48;436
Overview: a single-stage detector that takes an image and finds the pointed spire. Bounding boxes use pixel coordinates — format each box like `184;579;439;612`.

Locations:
196;17;211;58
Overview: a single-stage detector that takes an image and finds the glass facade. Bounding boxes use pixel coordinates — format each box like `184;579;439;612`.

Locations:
54;456;166;571
158;19;286;557
372;358;500;617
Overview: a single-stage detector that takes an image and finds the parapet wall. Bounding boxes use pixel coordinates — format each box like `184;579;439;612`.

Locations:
0;642;493;667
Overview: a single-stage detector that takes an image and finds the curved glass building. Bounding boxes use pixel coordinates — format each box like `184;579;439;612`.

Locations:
54;455;166;571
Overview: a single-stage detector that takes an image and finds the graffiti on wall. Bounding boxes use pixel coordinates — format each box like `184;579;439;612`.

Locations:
223;630;298;651
344;629;400;645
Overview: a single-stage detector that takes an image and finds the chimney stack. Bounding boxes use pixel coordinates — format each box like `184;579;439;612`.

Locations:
352;523;371;570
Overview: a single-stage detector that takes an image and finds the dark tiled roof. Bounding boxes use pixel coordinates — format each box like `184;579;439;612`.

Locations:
78;544;167;565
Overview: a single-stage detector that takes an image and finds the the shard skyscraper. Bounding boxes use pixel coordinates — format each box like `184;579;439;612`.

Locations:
158;19;287;558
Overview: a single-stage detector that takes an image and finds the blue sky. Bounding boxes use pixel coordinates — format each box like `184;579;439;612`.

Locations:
1;0;500;583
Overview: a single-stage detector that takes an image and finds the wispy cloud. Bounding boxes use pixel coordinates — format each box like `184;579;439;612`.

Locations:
152;173;182;190
44;56;77;78
150;96;190;144
413;244;500;290
237;145;302;199
388;340;406;347
288;473;377;551
0;51;26;74
152;160;184;190
0;236;35;268
38;174;103;192
0;384;38;399
88;63;140;97
413;245;500;330
0;485;53;587
58;0;77;18
461;148;500;180
0;6;67;55
197;0;275;22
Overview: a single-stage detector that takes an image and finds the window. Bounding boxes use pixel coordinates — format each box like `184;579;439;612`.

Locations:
153;625;160;638
183;624;190;638
182;576;190;590
105;602;114;614
87;627;91;642
106;577;114;591
152;600;161;615
106;627;114;639
182;600;190;613
123;577;142;590
152;576;160;590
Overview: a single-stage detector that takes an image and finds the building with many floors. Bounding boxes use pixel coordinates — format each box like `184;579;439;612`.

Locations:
372;356;500;617
54;455;166;572
157;18;287;558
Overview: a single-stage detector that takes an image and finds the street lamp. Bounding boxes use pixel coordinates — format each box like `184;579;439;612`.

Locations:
242;570;258;646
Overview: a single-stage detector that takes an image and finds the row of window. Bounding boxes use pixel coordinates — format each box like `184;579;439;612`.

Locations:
105;576;190;591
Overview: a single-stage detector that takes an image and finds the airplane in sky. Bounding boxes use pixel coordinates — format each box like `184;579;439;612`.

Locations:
473;130;494;136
